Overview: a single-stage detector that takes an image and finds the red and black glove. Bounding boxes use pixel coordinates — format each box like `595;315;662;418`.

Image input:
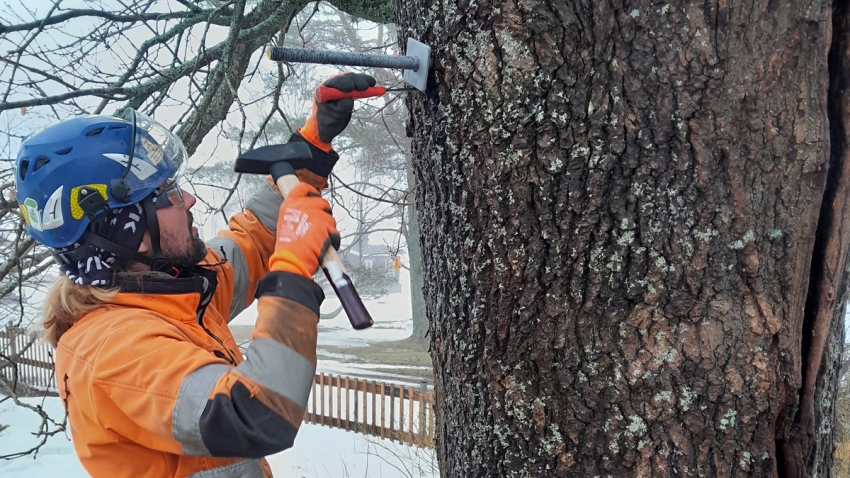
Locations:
268;183;341;279
291;73;376;192
299;72;376;152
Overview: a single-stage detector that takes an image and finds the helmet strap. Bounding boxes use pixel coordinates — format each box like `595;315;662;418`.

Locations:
140;194;176;276
71;230;152;267
54;194;179;278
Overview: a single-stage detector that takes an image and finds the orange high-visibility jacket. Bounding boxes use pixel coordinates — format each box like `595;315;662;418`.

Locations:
54;181;320;478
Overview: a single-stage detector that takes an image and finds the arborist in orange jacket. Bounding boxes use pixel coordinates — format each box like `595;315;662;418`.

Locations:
13;73;377;478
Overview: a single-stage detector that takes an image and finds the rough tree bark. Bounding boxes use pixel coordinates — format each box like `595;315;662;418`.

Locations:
396;0;850;476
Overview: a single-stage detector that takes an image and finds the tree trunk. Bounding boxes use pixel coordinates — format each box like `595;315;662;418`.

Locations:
395;0;850;476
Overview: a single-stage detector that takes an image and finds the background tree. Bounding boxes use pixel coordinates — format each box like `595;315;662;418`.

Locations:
396;0;850;476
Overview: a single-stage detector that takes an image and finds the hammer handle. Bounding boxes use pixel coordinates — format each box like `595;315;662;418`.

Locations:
316;85;387;103
274;174;374;330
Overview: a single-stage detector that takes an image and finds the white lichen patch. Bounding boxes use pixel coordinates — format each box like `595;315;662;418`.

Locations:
719;409;738;430
678;386;697;411
626;415;647;436
618;230;635;246
653;390;672;402
694;228;719;242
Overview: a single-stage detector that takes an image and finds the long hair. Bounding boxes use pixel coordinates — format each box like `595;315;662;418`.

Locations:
42;275;117;347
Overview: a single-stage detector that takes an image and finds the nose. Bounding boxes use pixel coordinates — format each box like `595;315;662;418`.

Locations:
182;189;197;209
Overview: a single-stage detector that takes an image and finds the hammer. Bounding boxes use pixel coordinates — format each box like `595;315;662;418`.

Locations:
234;141;374;330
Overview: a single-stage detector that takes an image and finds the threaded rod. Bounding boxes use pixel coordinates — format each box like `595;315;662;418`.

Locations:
267;46;421;71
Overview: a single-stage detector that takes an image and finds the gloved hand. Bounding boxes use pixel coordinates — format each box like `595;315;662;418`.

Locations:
269;183;341;279
298;73;376;152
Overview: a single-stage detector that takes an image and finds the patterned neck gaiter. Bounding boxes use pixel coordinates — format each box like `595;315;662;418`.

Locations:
57;202;148;286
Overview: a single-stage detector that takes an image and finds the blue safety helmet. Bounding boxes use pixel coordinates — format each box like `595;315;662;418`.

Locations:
15;110;187;249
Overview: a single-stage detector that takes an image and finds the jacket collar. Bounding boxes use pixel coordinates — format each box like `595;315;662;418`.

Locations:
106;267;219;323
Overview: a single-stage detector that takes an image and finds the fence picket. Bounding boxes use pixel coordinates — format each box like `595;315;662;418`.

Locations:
311;374;317;423
380;381;386;439
344;376;350;431
319;373;326;427
366;381;378;435
419;383;426;446
400;384;406;439
354;378;360;431
408;386;414;444
429;391;435;444
333;374;339;429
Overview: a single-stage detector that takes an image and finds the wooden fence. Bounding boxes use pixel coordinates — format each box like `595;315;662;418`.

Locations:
305;372;435;448
0;326;435;448
0;326;55;392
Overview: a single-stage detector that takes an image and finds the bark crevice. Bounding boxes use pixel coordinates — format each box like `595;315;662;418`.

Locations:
786;2;850;475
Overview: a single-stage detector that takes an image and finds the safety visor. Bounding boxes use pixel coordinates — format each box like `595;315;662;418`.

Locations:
154;179;185;210
120;108;188;187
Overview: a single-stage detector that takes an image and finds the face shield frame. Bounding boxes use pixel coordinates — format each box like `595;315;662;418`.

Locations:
111;108;188;203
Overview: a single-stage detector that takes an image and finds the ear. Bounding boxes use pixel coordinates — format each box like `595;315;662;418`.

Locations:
137;232;152;254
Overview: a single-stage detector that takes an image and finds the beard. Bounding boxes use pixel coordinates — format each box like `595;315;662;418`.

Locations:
163;212;207;268
166;236;208;268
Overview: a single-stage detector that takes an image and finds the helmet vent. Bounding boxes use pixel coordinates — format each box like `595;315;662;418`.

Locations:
34;157;51;171
55;147;72;155
86;127;105;136
19;159;29;180
108;125;128;130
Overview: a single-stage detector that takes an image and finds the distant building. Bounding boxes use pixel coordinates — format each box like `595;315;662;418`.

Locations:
339;236;401;295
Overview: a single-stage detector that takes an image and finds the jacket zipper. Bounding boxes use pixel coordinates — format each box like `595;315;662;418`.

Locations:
196;277;237;365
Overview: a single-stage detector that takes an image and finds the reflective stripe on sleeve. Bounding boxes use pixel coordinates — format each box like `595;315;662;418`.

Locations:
235;338;315;409
246;180;283;232
206;236;249;320
173;363;231;456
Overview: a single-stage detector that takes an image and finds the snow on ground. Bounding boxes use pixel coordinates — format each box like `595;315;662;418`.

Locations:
0;396;437;478
0;396;84;478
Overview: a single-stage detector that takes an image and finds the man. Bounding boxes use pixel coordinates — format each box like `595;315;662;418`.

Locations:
14;73;377;477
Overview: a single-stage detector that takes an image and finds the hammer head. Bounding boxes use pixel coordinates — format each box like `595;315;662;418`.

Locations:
234;142;312;178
